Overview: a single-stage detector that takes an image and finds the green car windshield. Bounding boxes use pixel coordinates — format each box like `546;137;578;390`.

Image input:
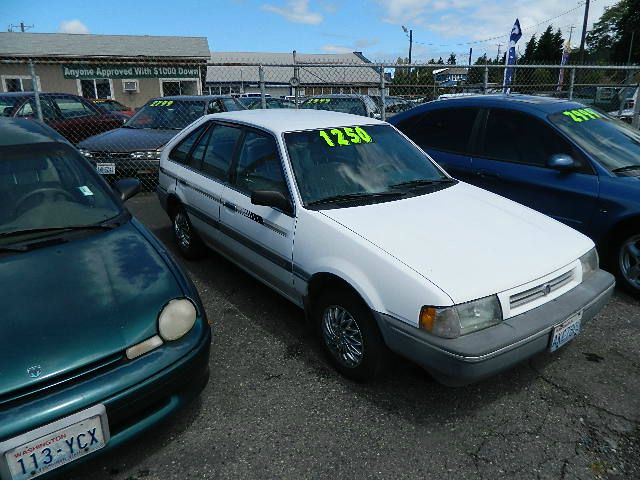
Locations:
548;107;640;173
124;100;205;130
0;142;121;244
301;98;367;117
284;124;450;206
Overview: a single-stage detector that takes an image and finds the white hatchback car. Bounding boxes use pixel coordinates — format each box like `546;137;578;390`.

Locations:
158;110;615;385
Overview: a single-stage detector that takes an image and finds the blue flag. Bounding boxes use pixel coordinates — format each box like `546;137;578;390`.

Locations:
503;18;522;94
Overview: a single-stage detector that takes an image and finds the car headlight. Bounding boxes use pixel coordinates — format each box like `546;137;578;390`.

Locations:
78;148;92;158
158;298;197;341
131;150;161;160
580;247;599;279
419;295;503;338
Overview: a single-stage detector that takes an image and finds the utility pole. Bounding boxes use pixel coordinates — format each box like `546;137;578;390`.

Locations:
402;26;413;64
578;0;590;63
496;43;503;62
627;30;635;65
9;21;33;32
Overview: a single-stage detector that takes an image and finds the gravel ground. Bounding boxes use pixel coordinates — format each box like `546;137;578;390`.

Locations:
69;193;640;480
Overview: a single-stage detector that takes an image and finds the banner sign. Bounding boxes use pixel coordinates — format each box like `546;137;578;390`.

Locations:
63;64;200;79
502;18;522;94
557;40;571;91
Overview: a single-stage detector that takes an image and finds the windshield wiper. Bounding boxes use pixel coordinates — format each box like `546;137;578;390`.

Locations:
611;165;640;173
307;191;405;206
390;178;457;189
0;223;118;240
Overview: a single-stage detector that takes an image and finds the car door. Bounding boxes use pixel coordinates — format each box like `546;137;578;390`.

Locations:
394;107;479;182
172;122;243;246
218;128;297;299
48;95;103;143
471;108;599;232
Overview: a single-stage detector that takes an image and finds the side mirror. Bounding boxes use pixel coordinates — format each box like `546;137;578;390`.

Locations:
547;154;577;172
113;178;141;202
251;190;293;215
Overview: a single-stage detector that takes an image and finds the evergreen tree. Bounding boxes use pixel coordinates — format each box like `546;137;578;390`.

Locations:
522;34;537;63
534;26;559;63
447;53;457;65
587;0;640;63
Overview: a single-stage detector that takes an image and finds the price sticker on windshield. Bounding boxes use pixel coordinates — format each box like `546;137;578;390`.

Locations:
319;127;372;147
149;100;174;107
562;108;601;123
309;98;331;104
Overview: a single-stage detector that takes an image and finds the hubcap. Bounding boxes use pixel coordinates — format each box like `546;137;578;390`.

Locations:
619;234;640;290
174;212;191;250
321;305;364;368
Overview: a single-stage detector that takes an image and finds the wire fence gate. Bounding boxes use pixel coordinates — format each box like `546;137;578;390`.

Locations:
2;57;639;191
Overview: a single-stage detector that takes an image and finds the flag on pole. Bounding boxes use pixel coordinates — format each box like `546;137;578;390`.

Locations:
502;18;522;94
557;40;571;91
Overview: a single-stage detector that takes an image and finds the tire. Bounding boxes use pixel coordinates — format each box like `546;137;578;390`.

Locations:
314;288;387;381
172;206;206;260
612;231;640;297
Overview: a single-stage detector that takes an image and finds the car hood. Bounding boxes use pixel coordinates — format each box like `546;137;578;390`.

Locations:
0;221;183;397
320;182;593;304
77;127;177;152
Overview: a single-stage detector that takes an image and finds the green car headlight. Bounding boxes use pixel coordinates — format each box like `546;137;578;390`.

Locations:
580;247;599;279
419;295;503;339
158;298;197;341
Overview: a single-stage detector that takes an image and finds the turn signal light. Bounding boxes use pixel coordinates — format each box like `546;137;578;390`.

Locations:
419;306;436;331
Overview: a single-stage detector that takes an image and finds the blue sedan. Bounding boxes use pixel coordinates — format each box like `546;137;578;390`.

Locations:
0;118;211;479
391;95;640;296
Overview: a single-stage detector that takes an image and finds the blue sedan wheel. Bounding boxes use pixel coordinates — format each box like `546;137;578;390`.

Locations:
619;233;640;293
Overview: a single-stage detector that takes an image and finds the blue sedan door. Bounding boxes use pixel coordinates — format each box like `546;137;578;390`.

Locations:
394;107;479;181
471;108;600;233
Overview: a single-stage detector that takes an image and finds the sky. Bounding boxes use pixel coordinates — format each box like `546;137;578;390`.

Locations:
2;0;618;63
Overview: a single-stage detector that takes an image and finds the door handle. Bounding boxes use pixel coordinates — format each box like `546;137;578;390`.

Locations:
476;170;501;180
223;201;236;212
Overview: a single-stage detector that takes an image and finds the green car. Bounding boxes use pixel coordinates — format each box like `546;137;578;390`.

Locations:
0;118;211;479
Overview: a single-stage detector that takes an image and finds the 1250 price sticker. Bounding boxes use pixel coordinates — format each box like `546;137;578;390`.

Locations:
319;127;372;147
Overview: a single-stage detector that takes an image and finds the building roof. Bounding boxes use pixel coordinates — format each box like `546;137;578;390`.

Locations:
206;51;379;86
205;109;385;134
0;32;210;59
433;67;469;75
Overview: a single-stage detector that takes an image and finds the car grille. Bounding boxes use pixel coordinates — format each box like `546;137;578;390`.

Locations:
89;151;135;160
510;270;575;309
0;353;124;409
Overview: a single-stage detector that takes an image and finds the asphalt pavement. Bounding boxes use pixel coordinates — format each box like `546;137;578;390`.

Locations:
69;193;640;480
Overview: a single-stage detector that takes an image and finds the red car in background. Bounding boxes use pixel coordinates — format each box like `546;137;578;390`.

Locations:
0;92;125;144
91;98;136;117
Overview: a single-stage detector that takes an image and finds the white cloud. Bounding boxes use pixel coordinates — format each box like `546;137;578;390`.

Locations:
262;0;323;24
321;37;378;54
58;19;89;34
322;44;354;54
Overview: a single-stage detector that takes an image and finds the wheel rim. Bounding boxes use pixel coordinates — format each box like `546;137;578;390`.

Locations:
174;212;191;250
321;305;364;368
619;234;640;290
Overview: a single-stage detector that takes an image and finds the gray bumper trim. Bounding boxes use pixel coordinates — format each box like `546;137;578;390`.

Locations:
375;269;615;385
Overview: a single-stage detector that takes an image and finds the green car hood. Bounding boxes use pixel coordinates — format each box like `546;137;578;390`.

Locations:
0;221;183;397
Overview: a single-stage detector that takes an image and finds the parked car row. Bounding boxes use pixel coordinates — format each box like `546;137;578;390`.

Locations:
0;92;634;479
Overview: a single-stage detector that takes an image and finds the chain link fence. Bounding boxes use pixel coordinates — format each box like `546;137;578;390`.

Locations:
2;57;639;191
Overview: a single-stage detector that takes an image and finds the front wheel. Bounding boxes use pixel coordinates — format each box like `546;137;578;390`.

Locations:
172;206;205;260
616;232;640;296
315;289;387;381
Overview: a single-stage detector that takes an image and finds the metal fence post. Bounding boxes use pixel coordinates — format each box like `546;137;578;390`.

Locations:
28;59;43;121
379;67;386;122
483;65;488;94
632;83;640;129
259;65;267;109
568;68;576;100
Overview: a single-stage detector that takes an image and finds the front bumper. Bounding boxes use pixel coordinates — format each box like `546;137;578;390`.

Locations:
0;322;211;478
376;269;615;386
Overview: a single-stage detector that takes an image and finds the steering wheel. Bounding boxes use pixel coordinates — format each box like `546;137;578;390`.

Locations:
14;188;76;215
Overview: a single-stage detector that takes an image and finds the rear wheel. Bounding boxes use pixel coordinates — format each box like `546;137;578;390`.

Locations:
615;232;640;297
172;206;205;260
314;289;386;381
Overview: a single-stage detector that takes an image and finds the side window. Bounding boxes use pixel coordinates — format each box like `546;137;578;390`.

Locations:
201;124;242;180
52;96;95;119
234;131;288;197
168;123;208;166
482;109;577;168
16;98;57;120
399;108;478;155
207;100;223;114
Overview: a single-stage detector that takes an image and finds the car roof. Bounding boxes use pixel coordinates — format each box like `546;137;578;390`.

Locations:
0;117;69;146
308;94;369;99
203;109;385;134
152;95;236;101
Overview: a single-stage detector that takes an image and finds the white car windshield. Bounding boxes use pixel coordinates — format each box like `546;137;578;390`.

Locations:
284;124;453;207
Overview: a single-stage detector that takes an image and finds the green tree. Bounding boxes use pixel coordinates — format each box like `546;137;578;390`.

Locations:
534;25;563;63
522;34;537;63
447;52;457;65
587;0;640;63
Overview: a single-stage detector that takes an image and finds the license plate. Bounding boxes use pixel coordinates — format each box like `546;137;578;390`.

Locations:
549;310;582;352
96;163;115;175
0;405;109;480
